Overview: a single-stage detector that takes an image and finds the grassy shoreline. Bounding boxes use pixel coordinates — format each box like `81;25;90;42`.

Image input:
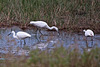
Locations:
0;0;99;32
0;22;100;34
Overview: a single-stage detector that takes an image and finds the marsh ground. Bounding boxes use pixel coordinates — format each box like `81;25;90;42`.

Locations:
0;0;100;67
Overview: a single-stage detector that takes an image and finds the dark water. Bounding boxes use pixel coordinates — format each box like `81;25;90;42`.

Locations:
0;26;100;56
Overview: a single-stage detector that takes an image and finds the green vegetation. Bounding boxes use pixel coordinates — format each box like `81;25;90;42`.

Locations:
0;0;99;31
0;47;100;67
0;0;100;66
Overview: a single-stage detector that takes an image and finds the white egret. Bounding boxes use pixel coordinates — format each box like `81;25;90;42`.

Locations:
83;29;94;47
83;29;94;37
8;31;31;45
30;21;59;35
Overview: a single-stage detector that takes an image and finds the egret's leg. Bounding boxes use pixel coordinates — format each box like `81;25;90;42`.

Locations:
39;29;43;35
57;31;60;37
91;37;93;47
23;39;26;45
36;28;43;35
21;39;26;48
36;28;39;34
85;37;88;48
20;40;23;48
35;29;41;42
91;36;93;41
36;28;39;41
36;29;38;37
18;40;20;43
29;37;31;45
36;34;41;42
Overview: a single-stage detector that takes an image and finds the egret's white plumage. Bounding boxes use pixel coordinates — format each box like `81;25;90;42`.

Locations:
83;29;94;37
11;31;31;39
30;21;58;31
8;31;31;45
83;29;94;47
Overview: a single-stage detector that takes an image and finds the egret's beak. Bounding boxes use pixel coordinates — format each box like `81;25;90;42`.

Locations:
8;33;11;36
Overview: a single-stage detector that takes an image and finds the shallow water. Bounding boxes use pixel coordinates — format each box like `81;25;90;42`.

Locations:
0;26;100;56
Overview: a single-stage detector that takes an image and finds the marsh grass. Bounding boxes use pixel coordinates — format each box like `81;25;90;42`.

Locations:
0;46;100;67
0;0;99;31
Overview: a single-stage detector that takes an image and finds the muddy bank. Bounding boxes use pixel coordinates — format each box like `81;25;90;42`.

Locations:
0;22;100;33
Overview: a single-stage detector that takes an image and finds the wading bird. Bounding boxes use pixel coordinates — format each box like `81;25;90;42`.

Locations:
83;29;94;37
83;29;94;47
8;31;31;45
30;21;59;35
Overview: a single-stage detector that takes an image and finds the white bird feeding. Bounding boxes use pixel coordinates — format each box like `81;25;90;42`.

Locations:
83;29;94;37
8;31;31;45
30;21;58;31
30;21;59;35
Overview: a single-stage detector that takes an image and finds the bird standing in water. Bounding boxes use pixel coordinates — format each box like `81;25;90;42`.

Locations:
30;21;59;35
83;29;94;47
8;31;31;45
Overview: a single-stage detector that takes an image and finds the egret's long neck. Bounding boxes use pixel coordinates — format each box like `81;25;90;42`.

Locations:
46;25;54;30
12;32;18;39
